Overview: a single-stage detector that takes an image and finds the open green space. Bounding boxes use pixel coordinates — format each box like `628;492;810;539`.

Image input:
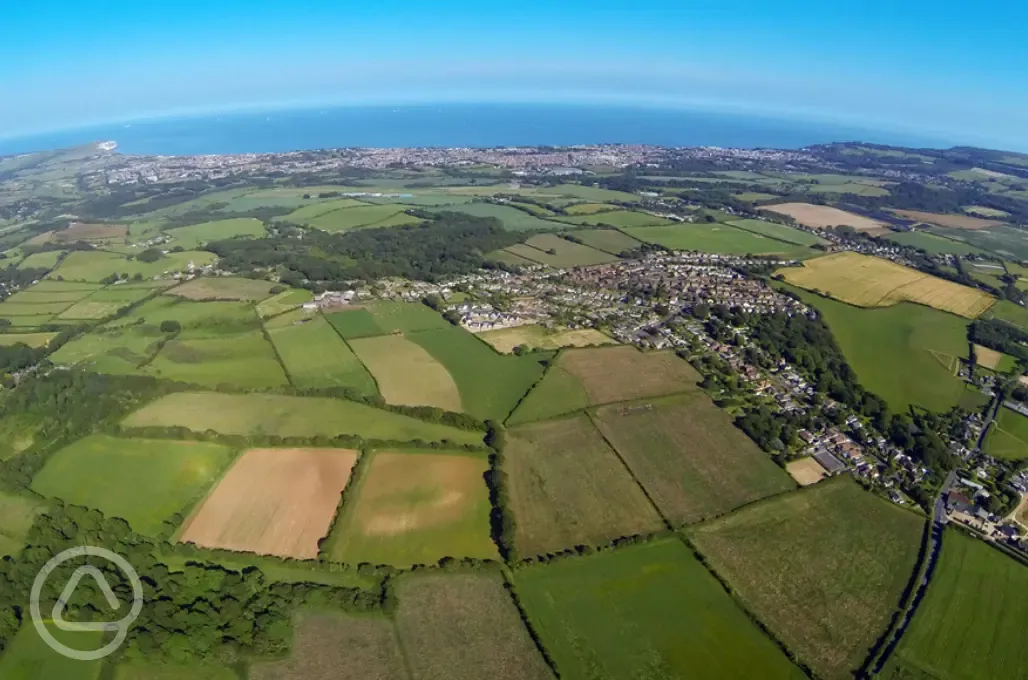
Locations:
0;331;58;347
427;202;567;231
325;307;386;338
16;250;63;270
47;249;216;282
505;232;618;267
146;330;289;388
276;197;370;223
568;228;644;254
163;217;266;249
556;209;672;228
361;300;450;334
886;230;991;256
0;623;105;680
929;224;1028;261
50;325;162;374
165;276;277;301
157;550;380;590
265;310;378;394
255;288;313;318
109;297;261;337
626;222;812;257
563;202;618;215
30;434;234;535
308;204;418;231
985;298;1028;330
726;218;829;246
984;407;1028;460
515;539;805;680
113;662;241;680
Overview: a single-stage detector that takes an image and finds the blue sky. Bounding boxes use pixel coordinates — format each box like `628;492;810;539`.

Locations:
3;0;1027;149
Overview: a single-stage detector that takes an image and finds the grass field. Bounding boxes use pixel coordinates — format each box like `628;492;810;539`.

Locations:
49;325;161;374
0;331;58;347
53;222;128;242
885;230;990;256
394;572;554;680
256;288;313;318
766;202;886;231
726;218;830;246
985;298;1028;330
164;217;266;249
487;249;538;267
556;209;672;228
427;202;567;231
30;434;233;535
894;210;1004;229
515;539;804;680
593;392;796;525
974;343;1017;372
568;228;644;254
179;447;358;559
477;324;615;353
167;276;276;301
361;300;450;334
308;204;415;232
55;286;156;320
276;197;370;224
0;623;105;680
563;202;618;215
324;450;496;566
780;284;970;413
0;491;44;558
324;307;387;338
348;333;461;410
123;392;484;445
266;311;378;394
690;478;924;680
929;225;1028;262
504;233;619;267
147;330;289;388
624;222;813;257
16;250;63;270
778;252;995;318
48;249;216;282
506;415;663;556
114;662;240;680
881;530;1028;680
984;407;1028;460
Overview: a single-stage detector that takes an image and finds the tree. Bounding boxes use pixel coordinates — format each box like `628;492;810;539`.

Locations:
159;320;181;333
137;248;163;263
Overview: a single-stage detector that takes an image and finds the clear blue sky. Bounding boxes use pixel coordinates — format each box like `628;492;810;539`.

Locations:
3;0;1027;149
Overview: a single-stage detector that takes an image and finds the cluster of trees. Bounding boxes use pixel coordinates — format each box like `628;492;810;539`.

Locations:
483;421;517;562
970;317;1028;362
0;265;51;298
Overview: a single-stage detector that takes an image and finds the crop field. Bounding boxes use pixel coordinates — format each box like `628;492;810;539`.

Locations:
179;447;358;559
325;307;386;338
568;228;643;254
785;457;828;486
164;217;266;248
277;198;370;223
122;392;484;445
765;202;887;231
881;530;1028;680
506;415;663;556
624;222;813;257
563;202;618;215
488;249;537;267
54;286;156;320
266;311;378;394
52;221;128;242
250;611;409;680
690;478;924;680
0;331;57;347
348;333;461;410
984;407;1028;460
325;451;496;566
885;230;989;256
0;623;105;680
0;491;44;558
726;218;829;246
361;300;450;334
974;343;1016;371
556;209;672;228
30;434;233;535
894;209;1004;229
426;202;566;231
16;250;63;270
477;324;615;353
167;276;276;301
0;299;74;316
147;330;289;388
593;392;796;525
256;288;313;318
780;284;969;413
393;572;554;680
49;325;161;373
108;298;261;338
47;249;216;282
515;539;805;680
308;204;415;231
406;325;550;421
778;251;995;318
503;233;618;267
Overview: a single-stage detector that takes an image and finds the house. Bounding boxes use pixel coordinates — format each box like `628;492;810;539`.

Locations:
813;450;846;475
946;491;974;515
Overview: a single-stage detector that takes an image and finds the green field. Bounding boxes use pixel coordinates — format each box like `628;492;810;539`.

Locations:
0;331;58;347
504;233;618;267
47;250;216;282
515;539;805;680
277;197;370;224
487;249;538;267
30;434;233;535
427;202;567;231
568;228;644;254
123;391;485;445
563;202;619;215
50;325;162;374
147;330;289;388
984;407;1028;460
55;285;156;320
726;218;829;246
360;300;450;334
985;298;1028;330
881;530;1028;680
780;284;969;413
885;230;990;256
626;222;812;257
929;224;1028;261
265;310;378;394
308;204;417;231
255;288;313;318
0;623;105;680
556;209;672;228
16;250;63;270
158;550;380;590
163;217;266;249
0;491;44;558
113;662;241;680
325;307;386;338
691;478;924;680
166;276;276;301
110;297;260;337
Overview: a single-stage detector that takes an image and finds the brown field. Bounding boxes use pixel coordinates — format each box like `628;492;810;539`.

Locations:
506;415;664;556
591;393;796;525
477;324;615;353
24;231;54;246
394;572;554;680
974;344;1008;370
250;611;409;680
167;277;277;301
1011;493;1028;529
560;346;700;404
778;251;995;318
785;457;829;486
177;447;358;559
765;202;886;231
52;222;128;241
894;209;1004;229
348;334;462;412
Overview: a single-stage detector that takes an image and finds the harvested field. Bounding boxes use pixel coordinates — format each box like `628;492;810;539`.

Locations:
477;324;615;353
178;447;358;559
167;277;276;301
506;415;663;556
690;478;925;680
894;209;1004;229
785;457;828;486
324;451;496;566
394;573;554;680
348;334;462;411
592;392;796;525
766;202;886;231
973;343;1017;372
266;311;378;394
52;222;127;242
777;251;995;318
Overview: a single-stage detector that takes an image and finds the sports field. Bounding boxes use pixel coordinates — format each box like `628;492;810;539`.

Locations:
568;228;644;254
147;330;289;388
123;392;484;445
515;539;805;680
984;407;1028;460
0;491;44;558
766;202;886;231
503;233;618;267
348;333;462;410
30;434;233;535
324;451;496;566
778;251;995;318
265;311;378;394
164;217;266;248
726;218;829;246
167;276;276;301
0;623;104;680
593;393;796;525
894;210;1004;229
881;530;1028;680
506;415;663;556
624;222;813;257
178;447;358;559
690;478;924;680
393;573;554;680
477;324;615;353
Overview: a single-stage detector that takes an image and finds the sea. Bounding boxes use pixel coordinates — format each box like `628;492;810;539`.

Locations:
0;103;954;156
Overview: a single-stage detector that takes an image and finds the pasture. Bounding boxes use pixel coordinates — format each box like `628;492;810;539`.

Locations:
277;197;370;224
147;330;289;388
777;251;995;318
256;288;313;318
881;530;1028;680
984;407;1028;460
506;415;663;556
122;392;484;445
325;307;387;338
893;209;1004;229
477;324;615;353
984;298;1028;330
624;222;812;257
0;331;58;347
308;204;416;231
361;300;450;334
0;623;105;680
55;286;155;320
52;221;127;242
393;573;554;680
929;224;1028;261
504;233;618;267
16;250;63;270
568;228;644;254
557;209;672;228
564;202;618;215
47;249;216;282
49;325;161;374
163;217;265;249
886;230;989;256
765;202;886;231
592;392;796;525
178;447;358;559
167;276;276;301
0;491;44;558
427;202;566;231
974;343;1016;372
114;663;239;680
488;249;537;267
690;478;924;680
515;539;804;680
726;218;829;246
266;312;378;393
30;434;233;535
325;450;496;566
348;333;461;410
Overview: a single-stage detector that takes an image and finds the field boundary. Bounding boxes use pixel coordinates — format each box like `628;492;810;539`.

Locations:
323;310;384;395
500;572;564;679
170;445;247;543
317;446;372;561
259;314;297;387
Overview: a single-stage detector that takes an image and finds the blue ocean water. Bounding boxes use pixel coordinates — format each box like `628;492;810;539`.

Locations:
0;103;952;156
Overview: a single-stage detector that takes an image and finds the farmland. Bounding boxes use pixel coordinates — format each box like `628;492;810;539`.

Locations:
265;311;378;394
122;391;484;445
502;233;618;267
256;288;312;317
164;217;266;248
568;228;644;254
307;204;416;232
0;331;57;347
985;298;1028;330
765;202;886;231
726;218;829;246
167;277;276;301
359;300;450;334
30;434;233;535
593;393;796;525
929;224;1028;261
984;407;1028;460
785;457;828;486
146;330;289;388
427;202;566;231
324;450;496;566
47;249;216;282
52;222;127;242
325;307;387;338
505;415;664;556
881;530;1028;680
556;209;672;228
777;251;995;318
893;209;1004;229
974;343;1016;372
885;230;990;256
515;539;804;680
178;447;358;559
624;222;813;257
690;478;924;680
477;324;614;353
0;623;105;680
277;198;370;224
348;333;462;410
0;492;44;558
